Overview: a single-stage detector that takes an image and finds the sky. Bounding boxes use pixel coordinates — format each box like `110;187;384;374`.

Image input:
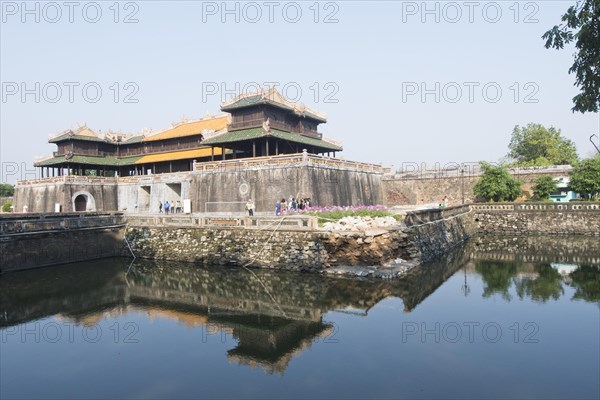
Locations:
1;0;599;183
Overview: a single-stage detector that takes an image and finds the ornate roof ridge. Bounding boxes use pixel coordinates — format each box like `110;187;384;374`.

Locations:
220;86;327;122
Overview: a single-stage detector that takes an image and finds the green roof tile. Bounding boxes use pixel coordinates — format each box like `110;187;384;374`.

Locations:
48;133;108;143
35;154;142;167
202;128;342;151
221;95;327;123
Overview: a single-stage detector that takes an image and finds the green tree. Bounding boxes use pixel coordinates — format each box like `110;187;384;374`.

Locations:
474;162;522;202
508;123;578;166
543;0;600;113
514;264;564;302
569;156;600;199
0;184;14;197
1;201;12;213
569;265;600;304
532;176;558;201
475;261;519;301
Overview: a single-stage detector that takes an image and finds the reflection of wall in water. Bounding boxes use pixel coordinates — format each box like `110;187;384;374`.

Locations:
466;235;600;266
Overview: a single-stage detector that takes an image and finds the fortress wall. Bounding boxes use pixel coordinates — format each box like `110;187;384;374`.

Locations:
14;182;118;213
15;165;384;214
190;165;384;213
383;167;572;206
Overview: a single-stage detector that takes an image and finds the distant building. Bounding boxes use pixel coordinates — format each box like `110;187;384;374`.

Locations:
549;176;578;202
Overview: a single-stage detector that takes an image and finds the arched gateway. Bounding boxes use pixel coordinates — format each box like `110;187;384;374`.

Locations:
72;191;96;212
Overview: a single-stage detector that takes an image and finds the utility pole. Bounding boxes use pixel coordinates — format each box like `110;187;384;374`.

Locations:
460;164;466;205
591;134;600;154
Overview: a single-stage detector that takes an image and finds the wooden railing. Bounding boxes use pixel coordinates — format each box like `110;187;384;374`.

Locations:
228;119;322;138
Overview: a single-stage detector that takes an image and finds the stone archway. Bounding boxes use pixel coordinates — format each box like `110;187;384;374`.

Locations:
74;195;87;211
72;191;96;212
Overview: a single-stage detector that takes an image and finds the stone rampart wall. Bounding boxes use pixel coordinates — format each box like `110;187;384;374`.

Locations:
14;182;118;213
471;203;600;236
383;167;571;206
14;164;384;214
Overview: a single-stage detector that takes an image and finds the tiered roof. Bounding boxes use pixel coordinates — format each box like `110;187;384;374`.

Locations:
37;88;342;170
202;127;342;151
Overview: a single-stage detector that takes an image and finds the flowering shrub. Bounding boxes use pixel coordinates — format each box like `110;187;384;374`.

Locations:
283;205;399;224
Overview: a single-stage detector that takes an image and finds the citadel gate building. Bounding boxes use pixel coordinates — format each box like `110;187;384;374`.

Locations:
15;88;388;213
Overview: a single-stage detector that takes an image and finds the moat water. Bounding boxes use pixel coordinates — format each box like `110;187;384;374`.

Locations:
1;237;599;399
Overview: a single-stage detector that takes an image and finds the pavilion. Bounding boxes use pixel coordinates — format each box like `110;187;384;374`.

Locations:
34;87;343;178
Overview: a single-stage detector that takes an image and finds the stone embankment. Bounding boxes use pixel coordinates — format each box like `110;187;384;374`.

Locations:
404;205;474;263
1;212;126;273
471;203;600;236
123;201;600;279
126;215;420;279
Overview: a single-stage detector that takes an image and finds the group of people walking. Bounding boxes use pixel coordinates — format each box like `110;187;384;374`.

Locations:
157;197;313;216
275;197;312;216
159;200;182;214
245;197;314;217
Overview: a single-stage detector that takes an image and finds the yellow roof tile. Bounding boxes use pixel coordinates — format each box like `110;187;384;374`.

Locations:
135;147;226;164
143;115;229;142
76;125;99;137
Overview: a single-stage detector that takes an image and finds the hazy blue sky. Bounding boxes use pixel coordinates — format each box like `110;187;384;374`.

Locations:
1;0;599;183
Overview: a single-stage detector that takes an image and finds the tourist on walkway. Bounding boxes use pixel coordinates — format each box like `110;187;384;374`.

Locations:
159;201;163;213
275;199;281;216
165;200;170;214
246;199;254;217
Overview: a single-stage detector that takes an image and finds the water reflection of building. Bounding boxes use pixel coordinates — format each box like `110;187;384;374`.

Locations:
3;237;597;374
0;256;465;374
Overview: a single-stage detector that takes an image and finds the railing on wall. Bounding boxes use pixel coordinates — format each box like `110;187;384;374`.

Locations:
404;205;471;226
117;171;192;184
470;202;600;211
16;176;118;186
126;215;318;230
193;152;391;174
